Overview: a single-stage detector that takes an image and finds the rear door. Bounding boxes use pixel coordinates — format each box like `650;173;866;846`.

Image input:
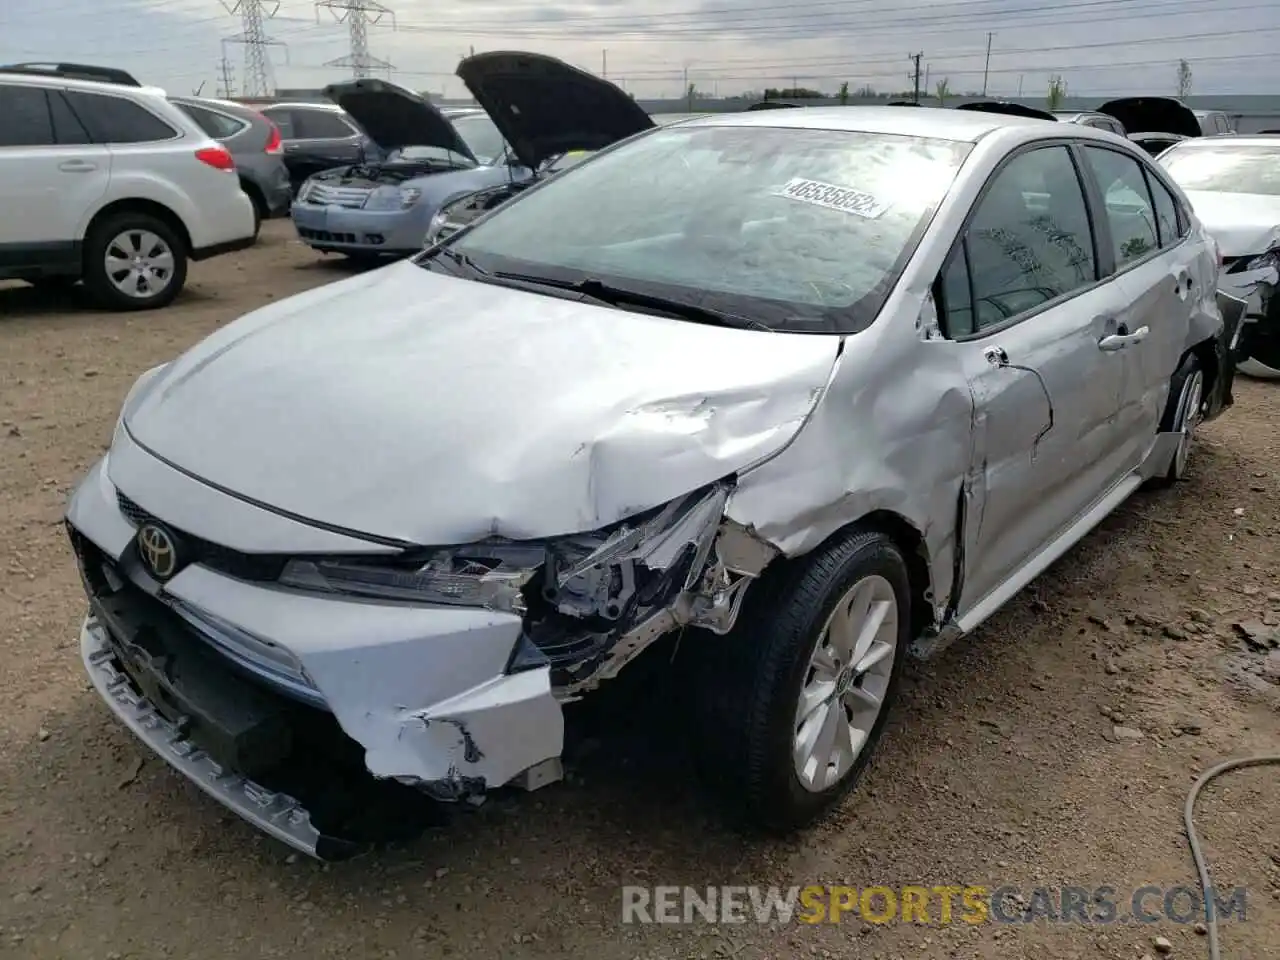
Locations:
1077;144;1195;470
935;142;1133;606
0;82;110;253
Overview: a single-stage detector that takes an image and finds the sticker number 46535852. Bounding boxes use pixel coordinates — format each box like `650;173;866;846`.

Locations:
774;177;889;219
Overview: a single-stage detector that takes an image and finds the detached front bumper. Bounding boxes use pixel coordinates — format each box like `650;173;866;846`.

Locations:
290;201;433;256
67;441;565;858
1219;266;1279;371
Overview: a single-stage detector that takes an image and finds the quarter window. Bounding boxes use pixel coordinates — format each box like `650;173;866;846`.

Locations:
1082;146;1159;267
0;84;54;147
177;103;246;140
951;146;1097;333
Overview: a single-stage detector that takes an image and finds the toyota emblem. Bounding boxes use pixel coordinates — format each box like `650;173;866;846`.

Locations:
137;522;179;580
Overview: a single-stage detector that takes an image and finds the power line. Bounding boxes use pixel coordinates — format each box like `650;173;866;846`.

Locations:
221;0;286;97
315;0;395;79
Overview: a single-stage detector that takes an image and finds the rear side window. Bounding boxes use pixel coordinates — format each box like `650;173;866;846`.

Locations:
261;108;295;138
1081;146;1159;268
64;91;177;144
176;103;246;140
293;109;354;139
0;84;54;147
48;91;91;144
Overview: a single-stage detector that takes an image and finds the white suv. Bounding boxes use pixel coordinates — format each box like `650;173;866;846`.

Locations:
0;63;257;310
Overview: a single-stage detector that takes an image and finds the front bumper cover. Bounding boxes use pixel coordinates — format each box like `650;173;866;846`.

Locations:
80;615;336;859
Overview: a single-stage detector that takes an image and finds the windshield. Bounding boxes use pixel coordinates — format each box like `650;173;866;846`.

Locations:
1160;144;1280;196
445;123;970;333
452;114;508;165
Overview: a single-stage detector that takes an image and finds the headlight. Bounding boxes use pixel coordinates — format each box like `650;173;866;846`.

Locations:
1242;246;1280;272
364;186;422;211
278;484;730;619
425;208;450;245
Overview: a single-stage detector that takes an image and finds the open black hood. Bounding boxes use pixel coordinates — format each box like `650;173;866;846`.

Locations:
956;100;1057;121
747;100;803;111
1097;97;1200;139
456;51;655;171
324;78;477;161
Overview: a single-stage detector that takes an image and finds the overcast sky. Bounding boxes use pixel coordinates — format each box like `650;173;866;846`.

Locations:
3;0;1278;100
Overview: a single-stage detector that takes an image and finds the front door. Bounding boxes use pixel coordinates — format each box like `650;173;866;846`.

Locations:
935;143;1132;609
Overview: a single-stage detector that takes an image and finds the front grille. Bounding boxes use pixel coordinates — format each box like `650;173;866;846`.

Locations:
115;490;288;582
297;227;358;244
305;183;369;208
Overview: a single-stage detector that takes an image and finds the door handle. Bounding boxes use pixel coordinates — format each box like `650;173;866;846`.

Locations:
58;160;97;172
1098;325;1150;351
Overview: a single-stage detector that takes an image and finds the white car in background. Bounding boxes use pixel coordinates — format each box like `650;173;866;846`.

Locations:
0;62;257;310
1159;135;1280;378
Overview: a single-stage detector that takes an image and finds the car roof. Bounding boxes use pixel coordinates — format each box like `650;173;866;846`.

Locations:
260;101;347;112
169;94;262;118
682;105;1070;143
0;69;168;99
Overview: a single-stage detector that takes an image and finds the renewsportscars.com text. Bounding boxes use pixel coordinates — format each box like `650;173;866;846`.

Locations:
620;884;1248;926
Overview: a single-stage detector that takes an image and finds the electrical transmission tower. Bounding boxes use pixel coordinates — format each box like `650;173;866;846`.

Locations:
217;55;236;99
221;0;287;98
316;0;396;79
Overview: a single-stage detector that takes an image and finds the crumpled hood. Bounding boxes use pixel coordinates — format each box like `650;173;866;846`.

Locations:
1097;97;1200;139
1183;190;1280;257
324;77;476;161
456;51;655;171
123;263;839;545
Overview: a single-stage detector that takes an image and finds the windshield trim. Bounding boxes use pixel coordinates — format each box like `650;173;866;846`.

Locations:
426;124;972;336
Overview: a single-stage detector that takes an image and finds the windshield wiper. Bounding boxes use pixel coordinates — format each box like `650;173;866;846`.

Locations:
489;271;773;331
432;246;490;277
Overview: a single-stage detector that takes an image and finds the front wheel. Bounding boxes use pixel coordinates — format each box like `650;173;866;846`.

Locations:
697;530;911;832
82;213;187;311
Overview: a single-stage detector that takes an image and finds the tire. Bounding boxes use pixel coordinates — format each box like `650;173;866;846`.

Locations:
241;181;265;238
82;212;187;311
697;529;911;832
1149;352;1204;488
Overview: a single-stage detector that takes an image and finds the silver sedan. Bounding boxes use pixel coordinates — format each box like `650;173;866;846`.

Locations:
67;106;1236;859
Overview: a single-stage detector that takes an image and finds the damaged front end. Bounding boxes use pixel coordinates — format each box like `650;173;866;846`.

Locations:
282;481;780;809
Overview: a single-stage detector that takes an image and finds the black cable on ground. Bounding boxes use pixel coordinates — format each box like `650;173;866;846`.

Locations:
1184;755;1280;960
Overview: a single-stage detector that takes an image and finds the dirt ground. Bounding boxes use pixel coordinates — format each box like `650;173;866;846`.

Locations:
1;220;1278;960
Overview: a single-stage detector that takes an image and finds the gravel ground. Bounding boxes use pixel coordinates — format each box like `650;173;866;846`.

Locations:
1;220;1278;960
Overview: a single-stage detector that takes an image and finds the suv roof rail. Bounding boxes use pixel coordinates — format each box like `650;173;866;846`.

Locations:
0;62;141;86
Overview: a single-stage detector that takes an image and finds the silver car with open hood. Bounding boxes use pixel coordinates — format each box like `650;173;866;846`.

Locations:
69;105;1237;860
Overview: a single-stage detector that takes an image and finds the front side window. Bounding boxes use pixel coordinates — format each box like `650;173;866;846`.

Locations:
1160;144;1280;196
959;145;1096;331
0;84;54;147
1082;146;1159;267
447;124;972;333
63;92;177;144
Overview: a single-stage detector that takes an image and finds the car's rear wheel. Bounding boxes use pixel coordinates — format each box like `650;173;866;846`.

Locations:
82;212;187;311
1151;352;1204;487
698;530;910;831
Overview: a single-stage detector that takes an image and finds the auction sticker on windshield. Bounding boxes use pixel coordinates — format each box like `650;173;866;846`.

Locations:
775;178;889;219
